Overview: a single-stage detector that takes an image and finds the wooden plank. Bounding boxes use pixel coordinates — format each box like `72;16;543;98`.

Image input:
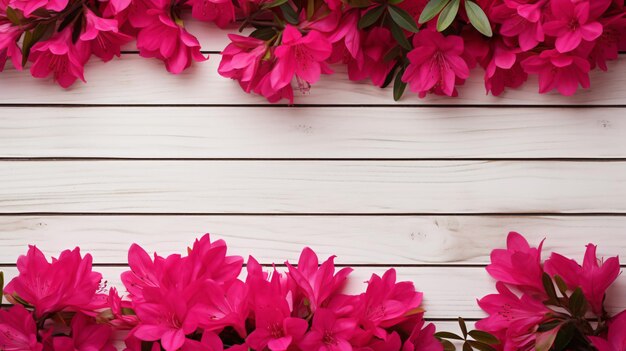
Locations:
0;215;624;265
0;56;624;105
1;107;624;159
2;266;624;318
0;161;625;214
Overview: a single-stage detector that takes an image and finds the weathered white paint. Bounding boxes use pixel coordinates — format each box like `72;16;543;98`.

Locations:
0;107;623;158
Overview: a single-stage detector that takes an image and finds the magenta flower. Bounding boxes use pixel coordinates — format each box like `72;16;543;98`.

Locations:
543;0;603;53
189;0;236;28
589;311;626;351
286;247;353;313
402;29;470;97
4;246;106;318
0;305;42;351
491;3;544;51
8;0;68;17
484;42;528;96
28;29;90;88
485;232;545;296
245;300;308;351
218;34;268;91
80;10;133;62
400;317;442;351
271;25;333;91
53;313;116;351
477;282;551;351
347;27;396;87
544;244;620;315
0;23;22;72
521;49;591;96
300;308;357;351
355;269;423;339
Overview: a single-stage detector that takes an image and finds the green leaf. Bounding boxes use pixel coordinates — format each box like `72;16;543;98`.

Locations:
569;288;587;317
5;7;21;25
21;30;33;66
358;5;385;29
348;0;374;8
383;46;401;62
542;272;559;305
389;20;411;50
436;0;459;32
458;317;468;339
250;27;277;40
381;62;400;88
467;341;497;351
418;0;449;24
468;331;500;345
435;332;464;341
554;275;569;296
388;0;404;5
462;341;472;351
465;0;492;37
0;271;4;295
280;3;299;24
552;323;575;351
393;66;407;101
440;339;456;351
263;0;288;8
537;320;562;332
388;5;419;32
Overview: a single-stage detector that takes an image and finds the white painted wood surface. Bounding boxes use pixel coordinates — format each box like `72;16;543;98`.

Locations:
0;49;624;334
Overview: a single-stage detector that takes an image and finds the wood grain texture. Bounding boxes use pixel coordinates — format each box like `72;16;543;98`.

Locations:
1;107;624;159
0;161;625;213
0;215;625;265
1;266;624;318
0;56;624;105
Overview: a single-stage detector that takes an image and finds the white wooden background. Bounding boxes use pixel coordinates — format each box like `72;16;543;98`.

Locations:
0;24;625;337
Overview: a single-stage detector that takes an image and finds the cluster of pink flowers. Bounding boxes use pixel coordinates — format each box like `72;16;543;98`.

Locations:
0;246;115;351
1;0;625;100
0;234;445;351
475;232;624;351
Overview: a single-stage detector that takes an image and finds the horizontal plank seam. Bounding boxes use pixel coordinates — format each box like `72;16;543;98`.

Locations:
0;104;625;108
1;158;626;162
2;212;626;216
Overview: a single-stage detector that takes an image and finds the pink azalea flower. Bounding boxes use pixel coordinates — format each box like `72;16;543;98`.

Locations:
106;287;139;329
8;0;68;17
544;244;620;315
477;282;552;351
286;247;353;313
254;61;295;103
53;313;116;351
121;243;164;302
355;269;423;340
484;42;528;96
270;25;333;91
4;245;106;318
80;10;133;62
218;34;268;92
136;14;207;74
588;15;626;71
491;3;544;51
300;308;357;351
485;232;545;296
245;294;308;351
503;0;547;22
543;0;603;53
402;29;470;97
29;29;90;88
189;0;236;28
327;10;361;60
185;234;244;288
0;305;42;351
202;279;250;337
401;317;443;351
521;49;591;96
347;27;396;87
132;280;215;351
0;23;22;71
589;311;626;351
